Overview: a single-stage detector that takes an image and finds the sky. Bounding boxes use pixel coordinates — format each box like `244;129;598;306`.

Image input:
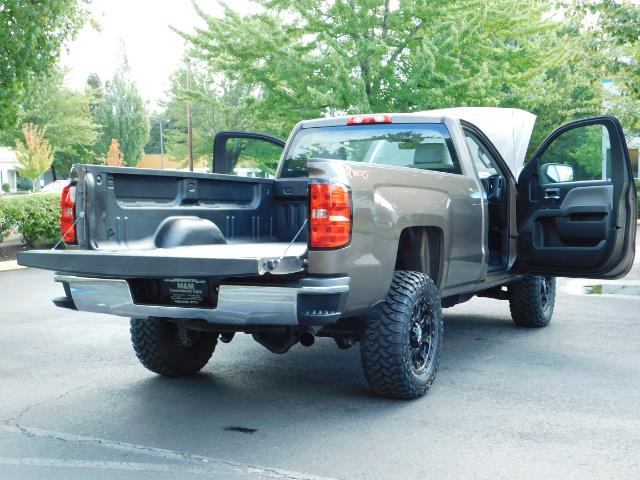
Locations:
61;0;256;112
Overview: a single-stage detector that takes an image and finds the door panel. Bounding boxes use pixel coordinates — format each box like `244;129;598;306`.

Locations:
517;116;636;279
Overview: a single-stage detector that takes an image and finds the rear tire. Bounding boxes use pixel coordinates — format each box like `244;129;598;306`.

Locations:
360;271;443;399
509;276;556;328
130;318;217;376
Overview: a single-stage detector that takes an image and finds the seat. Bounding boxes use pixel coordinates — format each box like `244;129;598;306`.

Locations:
412;143;455;172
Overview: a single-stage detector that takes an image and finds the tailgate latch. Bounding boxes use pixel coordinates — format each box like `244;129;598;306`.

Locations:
259;256;306;275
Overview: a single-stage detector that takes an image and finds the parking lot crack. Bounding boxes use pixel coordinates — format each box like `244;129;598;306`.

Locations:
3;386;85;432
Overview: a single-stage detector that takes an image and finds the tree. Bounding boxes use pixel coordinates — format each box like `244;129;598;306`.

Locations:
577;0;640;99
177;0;610;153
159;67;263;170
568;1;640;134
91;58;150;166
0;69;100;178
0;0;88;129
105;139;124;166
15;124;53;189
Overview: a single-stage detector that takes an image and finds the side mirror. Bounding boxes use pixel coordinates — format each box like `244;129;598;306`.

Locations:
541;163;574;183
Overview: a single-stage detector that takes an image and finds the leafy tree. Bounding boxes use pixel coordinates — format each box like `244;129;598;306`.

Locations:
176;0;613;158
91;59;150;166
0;0;88;129
159;67;267;170
105;138;124;166
0;70;99;178
569;1;640;134
15;123;53;189
577;0;640;99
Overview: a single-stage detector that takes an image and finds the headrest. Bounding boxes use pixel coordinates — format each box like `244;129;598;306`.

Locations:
414;143;446;164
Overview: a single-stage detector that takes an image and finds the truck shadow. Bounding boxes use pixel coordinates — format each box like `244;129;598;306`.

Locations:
115;310;530;433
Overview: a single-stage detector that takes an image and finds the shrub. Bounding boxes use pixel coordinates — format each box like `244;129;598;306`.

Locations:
0;194;60;246
1;183;9;193
16;176;32;191
0;204;11;242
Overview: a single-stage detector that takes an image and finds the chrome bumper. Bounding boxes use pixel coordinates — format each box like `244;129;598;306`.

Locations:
54;274;349;326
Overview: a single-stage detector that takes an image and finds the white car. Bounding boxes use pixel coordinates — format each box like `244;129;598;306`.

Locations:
38;179;70;195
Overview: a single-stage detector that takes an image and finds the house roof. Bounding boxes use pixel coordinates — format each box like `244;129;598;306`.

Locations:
0;147;18;166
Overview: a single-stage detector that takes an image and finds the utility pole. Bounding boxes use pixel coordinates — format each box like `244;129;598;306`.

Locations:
187;59;194;171
154;120;165;169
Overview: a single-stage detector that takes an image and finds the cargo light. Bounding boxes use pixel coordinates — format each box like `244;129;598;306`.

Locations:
309;182;351;249
347;114;392;125
60;184;77;243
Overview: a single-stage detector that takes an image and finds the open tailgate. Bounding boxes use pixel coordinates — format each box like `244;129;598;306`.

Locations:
17;242;307;278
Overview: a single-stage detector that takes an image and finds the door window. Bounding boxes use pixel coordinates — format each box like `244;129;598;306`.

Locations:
225;138;282;178
213;132;284;176
538;124;611;184
465;131;499;179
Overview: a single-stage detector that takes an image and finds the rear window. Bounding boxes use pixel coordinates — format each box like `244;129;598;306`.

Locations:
280;123;461;178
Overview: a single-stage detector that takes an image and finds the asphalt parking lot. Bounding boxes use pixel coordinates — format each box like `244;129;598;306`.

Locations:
1;262;639;479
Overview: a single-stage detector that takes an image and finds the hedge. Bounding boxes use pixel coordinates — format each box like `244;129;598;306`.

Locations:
0;194;61;247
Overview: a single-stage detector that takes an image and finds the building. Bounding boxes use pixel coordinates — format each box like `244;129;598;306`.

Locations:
137;154;207;170
0;148;18;193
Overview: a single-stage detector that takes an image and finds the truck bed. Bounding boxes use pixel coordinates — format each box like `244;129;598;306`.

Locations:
17;165;309;279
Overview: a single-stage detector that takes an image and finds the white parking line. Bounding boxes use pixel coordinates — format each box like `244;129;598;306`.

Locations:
0;457;236;475
0;260;25;272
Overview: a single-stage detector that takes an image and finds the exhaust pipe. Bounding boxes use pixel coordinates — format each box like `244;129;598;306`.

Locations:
299;331;315;347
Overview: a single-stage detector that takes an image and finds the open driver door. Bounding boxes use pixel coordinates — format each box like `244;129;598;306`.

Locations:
516;116;636;279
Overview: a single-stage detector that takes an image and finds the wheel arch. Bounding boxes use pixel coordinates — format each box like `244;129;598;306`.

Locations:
394;226;445;287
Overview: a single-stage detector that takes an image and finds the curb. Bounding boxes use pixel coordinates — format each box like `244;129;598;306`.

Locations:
0;260;26;272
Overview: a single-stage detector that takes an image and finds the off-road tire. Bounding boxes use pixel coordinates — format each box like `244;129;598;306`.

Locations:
360;271;443;400
509;276;556;328
130;318;217;376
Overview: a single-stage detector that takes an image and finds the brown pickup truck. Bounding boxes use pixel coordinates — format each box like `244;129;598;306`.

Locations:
19;107;637;399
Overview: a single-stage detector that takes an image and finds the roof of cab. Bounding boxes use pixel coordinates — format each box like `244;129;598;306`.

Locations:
298;107;536;175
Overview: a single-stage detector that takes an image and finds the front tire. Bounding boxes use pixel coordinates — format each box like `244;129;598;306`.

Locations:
509;276;556;328
360;271;443;399
130;318;217;376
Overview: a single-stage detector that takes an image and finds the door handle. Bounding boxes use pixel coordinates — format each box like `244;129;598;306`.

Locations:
544;188;560;201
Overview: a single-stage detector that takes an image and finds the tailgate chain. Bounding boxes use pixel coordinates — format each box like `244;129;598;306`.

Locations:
52;211;85;250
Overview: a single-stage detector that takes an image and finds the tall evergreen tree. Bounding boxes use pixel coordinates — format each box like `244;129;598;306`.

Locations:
91;58;149;166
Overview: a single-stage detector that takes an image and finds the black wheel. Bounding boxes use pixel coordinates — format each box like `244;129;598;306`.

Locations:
508;276;556;328
360;271;443;399
130;318;217;376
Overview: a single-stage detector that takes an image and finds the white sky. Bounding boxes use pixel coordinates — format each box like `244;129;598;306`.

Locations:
61;0;256;112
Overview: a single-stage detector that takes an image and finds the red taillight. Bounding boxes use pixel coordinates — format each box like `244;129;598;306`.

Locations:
347;114;392;125
310;182;351;249
60;184;77;243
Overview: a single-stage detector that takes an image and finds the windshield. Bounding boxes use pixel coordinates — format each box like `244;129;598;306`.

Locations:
280;123;461;178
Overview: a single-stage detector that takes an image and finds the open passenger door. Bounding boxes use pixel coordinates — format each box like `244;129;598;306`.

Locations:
516;116;636;279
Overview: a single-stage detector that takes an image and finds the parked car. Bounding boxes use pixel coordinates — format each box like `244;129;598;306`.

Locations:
38;179;69;195
18;108;637;399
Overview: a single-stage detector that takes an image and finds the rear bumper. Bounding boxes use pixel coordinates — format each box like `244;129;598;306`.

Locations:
55;274;349;327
